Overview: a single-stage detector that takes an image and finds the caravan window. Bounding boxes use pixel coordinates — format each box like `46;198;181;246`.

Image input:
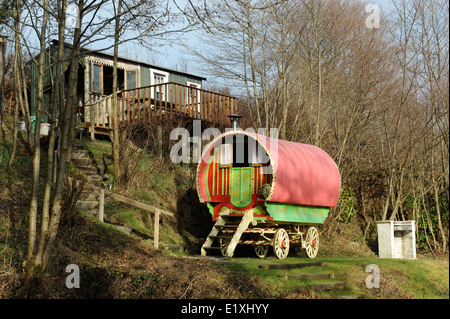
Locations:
219;144;232;167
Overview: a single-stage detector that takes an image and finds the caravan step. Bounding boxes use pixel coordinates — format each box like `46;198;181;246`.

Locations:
202;247;223;251
208;235;233;239
214;224;239;229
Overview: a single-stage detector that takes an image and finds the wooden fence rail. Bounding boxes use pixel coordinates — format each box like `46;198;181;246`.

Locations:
84;182;174;249
85;82;237;134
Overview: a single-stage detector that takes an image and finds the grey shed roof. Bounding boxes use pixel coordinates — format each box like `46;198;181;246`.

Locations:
51;40;207;81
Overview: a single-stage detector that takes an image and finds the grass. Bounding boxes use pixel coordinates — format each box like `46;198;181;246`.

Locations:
214;254;449;299
1;118;448;299
74;135;196;246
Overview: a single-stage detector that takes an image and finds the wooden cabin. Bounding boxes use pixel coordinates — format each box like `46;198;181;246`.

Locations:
28;41;237;136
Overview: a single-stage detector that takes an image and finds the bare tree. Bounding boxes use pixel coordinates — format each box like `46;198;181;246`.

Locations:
25;0;49;271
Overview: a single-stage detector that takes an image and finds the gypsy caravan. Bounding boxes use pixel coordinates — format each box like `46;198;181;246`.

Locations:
196;126;341;259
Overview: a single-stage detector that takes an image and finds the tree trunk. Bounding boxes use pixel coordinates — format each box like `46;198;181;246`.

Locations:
0;36;6;128
26;0;49;276
42;26;82;269
34;0;66;267
7;18;20;167
112;0;123;183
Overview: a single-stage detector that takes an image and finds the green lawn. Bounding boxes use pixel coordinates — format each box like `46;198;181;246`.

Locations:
213;255;449;299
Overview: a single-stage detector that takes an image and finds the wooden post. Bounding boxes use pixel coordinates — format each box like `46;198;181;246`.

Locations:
137;88;141;123
0;36;7;127
158;125;162;159
148;86;152;123
98;189;105;222
90;101;95;140
164;83;167;118
154;208;160;249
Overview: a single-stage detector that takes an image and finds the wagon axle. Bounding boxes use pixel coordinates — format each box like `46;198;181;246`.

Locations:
201;210;320;259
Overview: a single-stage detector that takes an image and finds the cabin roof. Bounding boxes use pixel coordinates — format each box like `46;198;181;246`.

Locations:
50;40;207;81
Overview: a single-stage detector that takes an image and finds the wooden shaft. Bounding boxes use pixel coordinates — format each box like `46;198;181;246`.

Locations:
154;209;160;249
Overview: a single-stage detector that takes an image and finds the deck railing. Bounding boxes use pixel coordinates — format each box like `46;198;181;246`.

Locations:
84;82;237;131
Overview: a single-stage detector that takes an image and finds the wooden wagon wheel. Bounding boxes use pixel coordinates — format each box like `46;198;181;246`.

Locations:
254;245;269;258
305;227;319;258
273;228;290;259
219;237;231;257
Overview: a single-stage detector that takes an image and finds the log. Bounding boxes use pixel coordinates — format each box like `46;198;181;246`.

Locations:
282;273;334;280
98;189;104;222
259;262;323;270
309;282;348;292
154;208;160;249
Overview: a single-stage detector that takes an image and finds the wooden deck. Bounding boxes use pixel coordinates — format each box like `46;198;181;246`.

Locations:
80;82;237;136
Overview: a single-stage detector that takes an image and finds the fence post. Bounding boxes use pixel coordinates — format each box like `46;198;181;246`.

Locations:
98;189;105;222
154;208;160;249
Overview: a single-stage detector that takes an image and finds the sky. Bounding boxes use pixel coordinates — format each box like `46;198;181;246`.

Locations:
143;0;394;86
2;0;394;88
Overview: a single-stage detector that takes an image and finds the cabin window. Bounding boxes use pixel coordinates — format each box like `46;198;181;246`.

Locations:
154;73;166;100
92;64;102;93
126;70;137;89
150;69;169;101
219;144;232;167
187;82;199;104
186;82;201;114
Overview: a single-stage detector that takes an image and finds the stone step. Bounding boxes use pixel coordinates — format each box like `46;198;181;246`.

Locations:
337;294;365;299
72;157;93;167
72;150;89;158
83;209;100;217
86;175;105;183
282;273;334;280
76;200;99;210
309;281;348;292
78;166;100;175
111;224;134;235
160;243;186;252
79;191;99;201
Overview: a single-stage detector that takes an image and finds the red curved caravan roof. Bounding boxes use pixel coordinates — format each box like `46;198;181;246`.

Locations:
197;131;341;207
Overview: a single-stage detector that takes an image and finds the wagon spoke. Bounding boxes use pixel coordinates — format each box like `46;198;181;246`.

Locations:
305;227;319;259
273;228;290;259
255;245;269;258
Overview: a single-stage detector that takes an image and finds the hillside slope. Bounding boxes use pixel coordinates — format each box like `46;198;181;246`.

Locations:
0;131;448;299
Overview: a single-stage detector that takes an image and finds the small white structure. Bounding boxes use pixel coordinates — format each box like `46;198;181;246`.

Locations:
376;220;416;259
40;123;50;136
